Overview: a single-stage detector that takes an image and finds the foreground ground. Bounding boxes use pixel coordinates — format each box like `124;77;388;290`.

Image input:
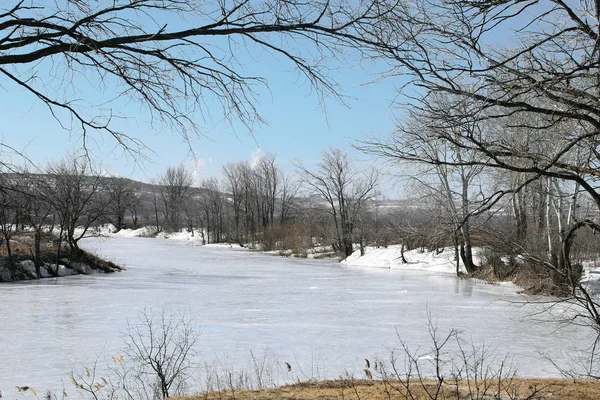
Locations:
176;378;600;400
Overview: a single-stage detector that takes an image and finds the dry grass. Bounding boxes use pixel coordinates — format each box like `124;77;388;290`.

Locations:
175;378;600;400
469;262;564;297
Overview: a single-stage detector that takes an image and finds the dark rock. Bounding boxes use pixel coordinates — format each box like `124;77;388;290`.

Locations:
72;262;93;275
0;268;13;282
19;260;37;278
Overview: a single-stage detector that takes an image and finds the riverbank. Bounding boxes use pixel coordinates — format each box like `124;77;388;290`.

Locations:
110;227;518;289
103;225;469;271
0;251;123;282
177;378;600;400
100;226;527;290
0;233;123;282
98;224;600;296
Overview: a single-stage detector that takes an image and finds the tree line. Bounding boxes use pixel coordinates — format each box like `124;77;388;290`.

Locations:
3;142;600;293
0;149;381;276
142;149;380;259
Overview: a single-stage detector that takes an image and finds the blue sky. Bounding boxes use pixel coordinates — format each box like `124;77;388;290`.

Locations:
0;15;403;196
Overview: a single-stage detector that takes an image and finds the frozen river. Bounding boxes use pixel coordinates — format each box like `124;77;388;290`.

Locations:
0;237;592;397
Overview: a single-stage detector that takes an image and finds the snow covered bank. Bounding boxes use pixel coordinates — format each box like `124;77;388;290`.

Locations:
100;225;470;274
99;225;261;250
90;224;199;240
343;245;600;298
84;224;158;238
111;226;156;237
98;224;600;287
342;245;472;275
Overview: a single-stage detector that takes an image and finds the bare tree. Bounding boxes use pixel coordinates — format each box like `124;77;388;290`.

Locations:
223;162;247;244
0;0;400;154
199;178;225;243
222;155;298;245
0;173;22;265
22;172;54;277
128;193;142;229
279;171;300;225
182;196;200;237
365;98;489;272
45;157;109;265
122;309;199;399
150;191;165;234
106;177;138;231
374;0;600;144
356;0;600;352
157;165;194;233
256;152;279;229
297;149;378;258
365;0;600;276
361;99;599;283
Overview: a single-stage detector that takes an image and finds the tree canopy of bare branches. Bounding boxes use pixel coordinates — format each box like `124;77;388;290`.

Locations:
45;157;109;260
157;165;194;232
356;0;600;337
297;149;378;258
359;0;600;275
364;0;600;202
0;0;400;155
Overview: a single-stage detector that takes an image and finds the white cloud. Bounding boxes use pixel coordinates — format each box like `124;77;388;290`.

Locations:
250;148;265;169
188;157;212;184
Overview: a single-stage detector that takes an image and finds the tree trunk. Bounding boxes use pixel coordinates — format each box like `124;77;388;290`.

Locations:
400;242;408;264
512;187;527;242
556;220;599;294
453;233;460;276
116;212;123;231
34;229;42;279
55;226;64;277
460;241;477;274
545;177;556;264
360;236;365;256
343;239;353;258
154;202;161;233
3;233;12;264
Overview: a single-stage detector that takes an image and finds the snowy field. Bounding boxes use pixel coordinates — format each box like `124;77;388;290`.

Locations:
0;235;594;398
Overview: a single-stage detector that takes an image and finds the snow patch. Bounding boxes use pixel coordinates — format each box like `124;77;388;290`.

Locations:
111;226;154;237
342;245;469;275
19;260;37;277
204;243;250;251
581;259;600;283
156;230;198;240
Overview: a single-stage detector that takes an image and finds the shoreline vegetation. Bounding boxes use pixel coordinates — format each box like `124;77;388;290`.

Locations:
0;159;597;299
36;303;600;400
1;224;594;298
176;378;600;400
0;231;123;282
105;225;592;296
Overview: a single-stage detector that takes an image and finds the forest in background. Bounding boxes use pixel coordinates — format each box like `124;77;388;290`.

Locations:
1;145;599;299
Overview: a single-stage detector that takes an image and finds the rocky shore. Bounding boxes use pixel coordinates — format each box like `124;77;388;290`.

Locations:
0;253;123;282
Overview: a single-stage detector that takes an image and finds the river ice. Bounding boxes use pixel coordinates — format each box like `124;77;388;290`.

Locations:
0;237;593;397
